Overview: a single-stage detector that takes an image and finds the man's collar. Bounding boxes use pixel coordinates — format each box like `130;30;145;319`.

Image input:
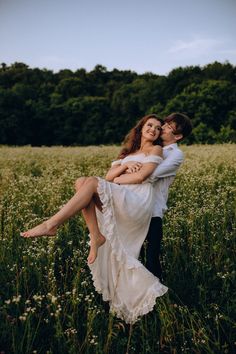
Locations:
163;143;178;150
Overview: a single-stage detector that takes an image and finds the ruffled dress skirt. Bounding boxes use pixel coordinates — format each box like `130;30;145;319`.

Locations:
88;177;168;324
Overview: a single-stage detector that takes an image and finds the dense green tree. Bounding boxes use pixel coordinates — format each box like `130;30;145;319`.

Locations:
56;69;74;81
227;110;236;129
54;77;88;101
0;88;29;144
215;125;236;143
0;61;235;145
163;80;236;131
111;81;144;136
166;65;202;98
50;96;110;145
202;61;236;83
191;122;215;144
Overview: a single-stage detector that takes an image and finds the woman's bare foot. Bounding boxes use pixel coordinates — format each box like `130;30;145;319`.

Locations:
20;221;57;238
87;234;106;264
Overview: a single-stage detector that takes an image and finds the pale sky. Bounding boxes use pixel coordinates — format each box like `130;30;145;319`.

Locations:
0;0;236;75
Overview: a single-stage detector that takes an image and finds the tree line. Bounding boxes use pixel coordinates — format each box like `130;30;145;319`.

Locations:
0;61;236;146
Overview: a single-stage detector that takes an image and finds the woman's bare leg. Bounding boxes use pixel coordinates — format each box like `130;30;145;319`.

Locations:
21;177;100;239
83;200;106;264
75;178;106;264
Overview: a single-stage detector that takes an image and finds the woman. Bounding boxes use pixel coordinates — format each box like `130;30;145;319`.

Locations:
21;114;168;323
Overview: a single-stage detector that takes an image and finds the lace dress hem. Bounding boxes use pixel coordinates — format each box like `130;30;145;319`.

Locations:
89;177;168;324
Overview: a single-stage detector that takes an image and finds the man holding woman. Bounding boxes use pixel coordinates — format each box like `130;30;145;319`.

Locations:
20;112;192;323
142;113;192;281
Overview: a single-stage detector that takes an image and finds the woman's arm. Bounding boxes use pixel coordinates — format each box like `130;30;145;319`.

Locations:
105;164;128;182
114;162;158;184
105;161;142;182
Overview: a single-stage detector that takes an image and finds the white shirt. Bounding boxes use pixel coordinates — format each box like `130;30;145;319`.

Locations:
151;143;184;218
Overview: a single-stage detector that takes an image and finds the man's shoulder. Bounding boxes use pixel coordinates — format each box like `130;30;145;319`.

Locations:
174;145;184;158
165;144;184;160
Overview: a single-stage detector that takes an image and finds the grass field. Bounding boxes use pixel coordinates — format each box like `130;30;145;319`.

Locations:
0;144;235;354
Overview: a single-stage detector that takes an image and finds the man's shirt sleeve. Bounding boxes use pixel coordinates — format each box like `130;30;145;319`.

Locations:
152;149;184;178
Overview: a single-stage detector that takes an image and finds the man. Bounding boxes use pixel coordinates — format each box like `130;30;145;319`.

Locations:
141;112;193;281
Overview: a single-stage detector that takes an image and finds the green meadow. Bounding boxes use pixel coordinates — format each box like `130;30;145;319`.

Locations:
0;145;235;354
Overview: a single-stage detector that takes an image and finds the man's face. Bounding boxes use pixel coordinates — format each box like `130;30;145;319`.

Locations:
161;121;177;142
161;121;183;144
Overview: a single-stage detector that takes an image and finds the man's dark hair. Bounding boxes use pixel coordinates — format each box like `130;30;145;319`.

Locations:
164;112;193;140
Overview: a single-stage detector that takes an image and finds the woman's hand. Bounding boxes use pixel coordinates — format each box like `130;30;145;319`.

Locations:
113;177;121;184
124;162;143;174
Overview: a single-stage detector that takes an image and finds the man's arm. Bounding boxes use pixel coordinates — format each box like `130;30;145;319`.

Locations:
152;148;184;178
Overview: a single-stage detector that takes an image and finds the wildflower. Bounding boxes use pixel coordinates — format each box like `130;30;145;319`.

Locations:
19;315;27;321
12;295;22;303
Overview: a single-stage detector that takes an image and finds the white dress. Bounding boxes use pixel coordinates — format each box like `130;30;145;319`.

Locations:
88;153;168;323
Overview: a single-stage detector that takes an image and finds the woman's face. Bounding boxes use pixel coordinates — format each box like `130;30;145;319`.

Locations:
141;118;162;141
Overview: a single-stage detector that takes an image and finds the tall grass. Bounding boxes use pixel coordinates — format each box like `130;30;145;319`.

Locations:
0;145;235;353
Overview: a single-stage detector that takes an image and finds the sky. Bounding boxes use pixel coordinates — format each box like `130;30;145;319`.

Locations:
0;0;236;75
